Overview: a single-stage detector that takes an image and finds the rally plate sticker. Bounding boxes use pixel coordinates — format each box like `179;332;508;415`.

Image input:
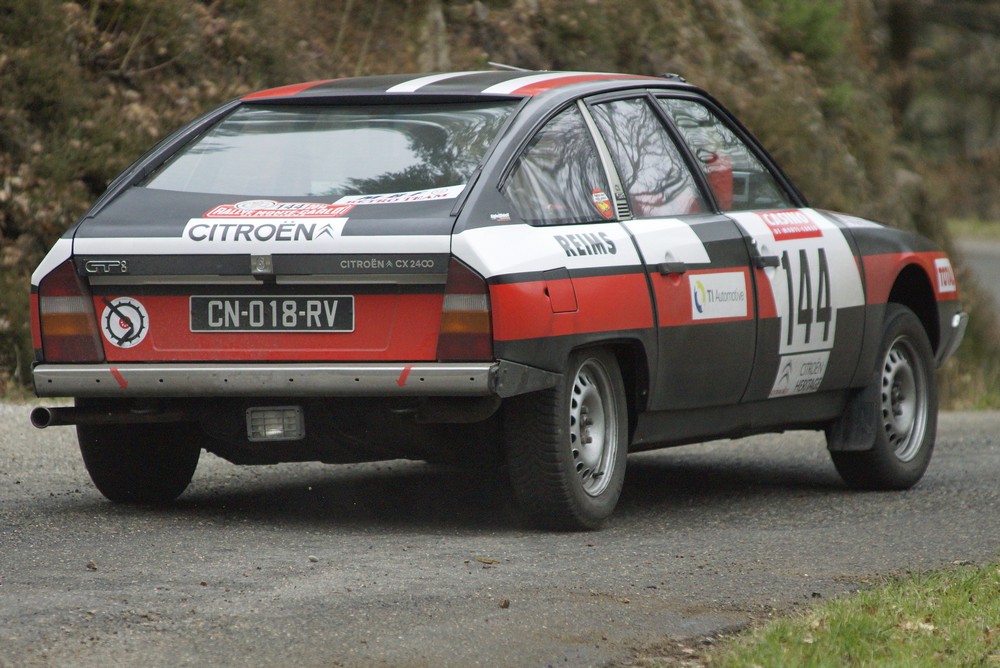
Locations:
190;296;354;333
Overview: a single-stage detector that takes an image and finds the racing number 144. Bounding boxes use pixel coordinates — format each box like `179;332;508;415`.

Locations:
782;248;831;347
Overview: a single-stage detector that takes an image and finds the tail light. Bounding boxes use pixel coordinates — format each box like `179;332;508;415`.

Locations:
436;258;493;361
36;261;104;363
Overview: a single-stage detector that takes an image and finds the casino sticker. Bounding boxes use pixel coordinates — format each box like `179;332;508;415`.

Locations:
100;297;149;348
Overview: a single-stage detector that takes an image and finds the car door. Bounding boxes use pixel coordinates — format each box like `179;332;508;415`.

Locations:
657;96;867;403
586;94;757;410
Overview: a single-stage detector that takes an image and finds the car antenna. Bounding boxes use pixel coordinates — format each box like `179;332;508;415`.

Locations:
660;72;687;82
488;61;533;72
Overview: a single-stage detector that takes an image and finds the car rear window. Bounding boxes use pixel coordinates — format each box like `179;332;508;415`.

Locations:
144;102;519;198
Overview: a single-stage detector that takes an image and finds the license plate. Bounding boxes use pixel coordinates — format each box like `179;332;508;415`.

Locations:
190;296;354;332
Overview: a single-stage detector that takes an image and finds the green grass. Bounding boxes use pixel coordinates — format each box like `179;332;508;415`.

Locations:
948;218;1000;241
704;561;1000;667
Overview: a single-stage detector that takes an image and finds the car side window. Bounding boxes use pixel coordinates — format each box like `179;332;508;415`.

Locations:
658;98;793;211
503;105;613;225
590;97;706;218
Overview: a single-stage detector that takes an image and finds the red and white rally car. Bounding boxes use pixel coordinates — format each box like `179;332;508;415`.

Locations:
30;70;967;529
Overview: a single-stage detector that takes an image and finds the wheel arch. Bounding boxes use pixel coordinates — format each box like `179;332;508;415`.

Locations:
887;263;940;355
827;302;937;487
571;339;648;442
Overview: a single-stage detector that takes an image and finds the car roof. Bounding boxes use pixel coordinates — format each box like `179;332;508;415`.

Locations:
242;70;693;102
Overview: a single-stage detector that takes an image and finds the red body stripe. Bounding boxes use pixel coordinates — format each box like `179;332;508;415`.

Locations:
97;294;443;362
30;293;42;350
753;268;780;319
110;367;128;389
491;273;653;341
511;74;658;96
77;253;956;362
242;80;338;101
862;251;959;304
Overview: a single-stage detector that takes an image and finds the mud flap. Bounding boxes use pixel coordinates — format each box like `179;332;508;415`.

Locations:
825;378;878;451
492;360;562;398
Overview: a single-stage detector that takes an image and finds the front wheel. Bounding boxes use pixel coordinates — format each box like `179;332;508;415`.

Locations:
829;304;937;490
78;416;201;504
503;348;628;530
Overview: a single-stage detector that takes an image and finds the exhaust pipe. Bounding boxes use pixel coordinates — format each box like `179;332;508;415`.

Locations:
30;406;189;429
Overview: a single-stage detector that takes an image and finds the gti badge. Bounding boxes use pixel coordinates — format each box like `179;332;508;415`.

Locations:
84;259;129;274
100;297;149;348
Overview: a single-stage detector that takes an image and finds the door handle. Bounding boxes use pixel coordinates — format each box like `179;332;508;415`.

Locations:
753;254;781;269
750;238;781;269
658;261;688;275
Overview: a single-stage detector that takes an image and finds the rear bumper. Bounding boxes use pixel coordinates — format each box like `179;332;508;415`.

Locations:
33;360;561;399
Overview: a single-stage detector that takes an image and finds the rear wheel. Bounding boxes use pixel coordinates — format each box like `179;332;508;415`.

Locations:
829;304;937;490
78;418;200;504
504;348;628;530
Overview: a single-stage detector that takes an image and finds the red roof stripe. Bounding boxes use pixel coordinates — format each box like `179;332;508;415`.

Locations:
242;80;338;101
508;73;659;96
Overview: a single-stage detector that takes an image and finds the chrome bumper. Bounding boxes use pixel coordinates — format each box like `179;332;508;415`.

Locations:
33;360;560;399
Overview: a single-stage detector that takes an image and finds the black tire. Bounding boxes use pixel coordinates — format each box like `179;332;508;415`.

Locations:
77;421;201;504
830;304;937;490
503;348;628;530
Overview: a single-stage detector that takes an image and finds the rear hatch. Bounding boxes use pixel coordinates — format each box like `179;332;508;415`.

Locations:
58;98;517;364
73;188;457;363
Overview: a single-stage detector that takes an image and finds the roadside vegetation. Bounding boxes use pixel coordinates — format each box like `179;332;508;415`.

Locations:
701;560;1000;667
948;218;1000;241
943;217;1000;408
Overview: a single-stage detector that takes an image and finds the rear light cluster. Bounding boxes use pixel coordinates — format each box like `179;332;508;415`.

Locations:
35;261;104;363
436;258;493;361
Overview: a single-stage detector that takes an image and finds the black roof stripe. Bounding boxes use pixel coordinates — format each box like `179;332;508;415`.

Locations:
413;71;533;94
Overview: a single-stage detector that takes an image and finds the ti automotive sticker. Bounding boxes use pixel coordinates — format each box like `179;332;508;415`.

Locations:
690;272;749;321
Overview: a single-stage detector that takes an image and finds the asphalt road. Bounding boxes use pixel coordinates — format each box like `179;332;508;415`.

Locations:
1;404;998;667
